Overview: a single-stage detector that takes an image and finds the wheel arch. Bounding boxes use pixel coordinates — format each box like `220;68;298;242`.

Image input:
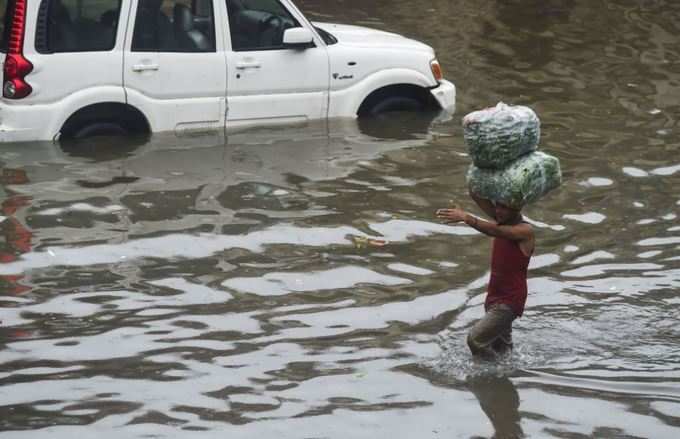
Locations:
59;102;151;139
356;83;439;116
327;68;440;118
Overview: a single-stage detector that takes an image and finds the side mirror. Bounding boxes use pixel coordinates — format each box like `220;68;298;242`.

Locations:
283;28;316;49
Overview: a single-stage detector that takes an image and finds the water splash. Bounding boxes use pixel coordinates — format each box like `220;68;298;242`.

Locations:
425;330;548;381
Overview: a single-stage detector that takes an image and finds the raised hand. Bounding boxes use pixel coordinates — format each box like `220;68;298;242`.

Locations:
436;207;467;224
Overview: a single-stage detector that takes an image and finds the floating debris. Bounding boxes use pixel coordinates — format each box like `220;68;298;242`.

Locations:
352;236;388;249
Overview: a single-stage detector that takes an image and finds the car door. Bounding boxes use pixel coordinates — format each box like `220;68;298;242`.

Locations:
224;0;329;126
123;0;227;133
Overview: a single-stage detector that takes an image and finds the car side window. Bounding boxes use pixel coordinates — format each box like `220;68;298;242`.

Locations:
35;0;122;53
132;0;216;52
226;0;300;51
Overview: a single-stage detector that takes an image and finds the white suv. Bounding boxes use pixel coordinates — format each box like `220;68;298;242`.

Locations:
0;0;455;142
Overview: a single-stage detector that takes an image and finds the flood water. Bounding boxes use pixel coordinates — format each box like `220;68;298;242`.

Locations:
2;0;680;437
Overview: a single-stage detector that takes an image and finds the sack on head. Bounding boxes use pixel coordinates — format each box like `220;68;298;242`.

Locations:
467;151;562;209
463;102;541;169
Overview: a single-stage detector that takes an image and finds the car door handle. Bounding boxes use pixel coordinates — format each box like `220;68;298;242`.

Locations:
235;61;261;70
132;63;160;72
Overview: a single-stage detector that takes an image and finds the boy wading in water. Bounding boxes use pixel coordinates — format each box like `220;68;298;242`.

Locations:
436;191;534;359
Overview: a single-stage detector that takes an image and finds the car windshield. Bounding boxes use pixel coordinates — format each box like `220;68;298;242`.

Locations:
0;0;9;52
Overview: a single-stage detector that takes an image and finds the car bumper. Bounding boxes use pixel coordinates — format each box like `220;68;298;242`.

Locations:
0;103;61;143
430;79;456;115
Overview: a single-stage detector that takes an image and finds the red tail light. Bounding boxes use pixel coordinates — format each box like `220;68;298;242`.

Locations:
3;0;33;99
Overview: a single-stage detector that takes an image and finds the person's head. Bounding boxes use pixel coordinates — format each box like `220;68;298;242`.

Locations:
494;201;522;224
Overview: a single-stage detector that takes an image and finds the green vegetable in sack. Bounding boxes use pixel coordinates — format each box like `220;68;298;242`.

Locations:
467;151;562;208
463;102;541;169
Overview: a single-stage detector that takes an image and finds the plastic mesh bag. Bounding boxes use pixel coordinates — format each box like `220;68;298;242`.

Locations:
463;102;541;169
467;151;562;208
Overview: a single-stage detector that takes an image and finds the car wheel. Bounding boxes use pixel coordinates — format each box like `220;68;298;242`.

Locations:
73;121;129;139
367;95;425;115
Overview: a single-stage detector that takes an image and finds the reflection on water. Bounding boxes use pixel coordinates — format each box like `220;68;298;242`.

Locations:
3;0;680;437
468;375;523;439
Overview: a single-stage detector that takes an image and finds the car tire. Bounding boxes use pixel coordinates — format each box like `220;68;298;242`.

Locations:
72;121;129;139
367;95;425;115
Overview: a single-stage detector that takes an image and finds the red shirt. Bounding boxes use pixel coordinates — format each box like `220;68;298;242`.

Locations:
486;236;531;317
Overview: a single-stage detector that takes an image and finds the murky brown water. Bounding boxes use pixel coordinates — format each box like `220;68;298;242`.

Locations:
2;1;680;437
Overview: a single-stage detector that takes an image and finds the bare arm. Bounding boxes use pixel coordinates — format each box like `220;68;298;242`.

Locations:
465;214;533;242
435;207;535;254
